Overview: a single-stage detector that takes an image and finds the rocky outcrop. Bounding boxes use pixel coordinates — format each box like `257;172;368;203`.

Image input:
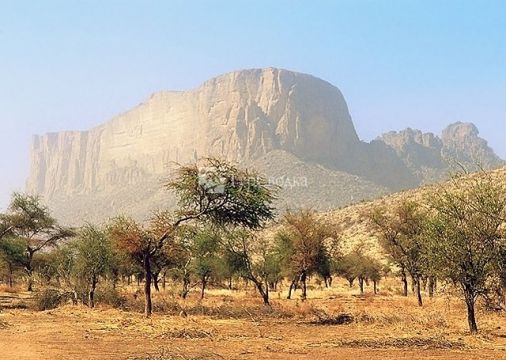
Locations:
26;68;504;224
375;123;504;184
27;68;364;200
441;122;504;169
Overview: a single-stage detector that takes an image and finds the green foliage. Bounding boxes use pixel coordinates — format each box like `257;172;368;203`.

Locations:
33;288;67;311
275;210;338;282
191;227;222;279
369;200;427;280
424;173;506;333
72;224;114;289
0;237;26;269
222;229;278;304
95;285;127;308
167;158;277;229
3;193;73;291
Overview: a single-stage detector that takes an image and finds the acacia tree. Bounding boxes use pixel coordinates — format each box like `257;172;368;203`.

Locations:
5;193;73;291
111;159;276;317
369;200;427;306
192;227;222;299
424;173;506;334
335;254;358;288
0;214;13;241
223;230;279;305
72;224;114;308
275;210;337;301
108;215;171;317
0;237;25;287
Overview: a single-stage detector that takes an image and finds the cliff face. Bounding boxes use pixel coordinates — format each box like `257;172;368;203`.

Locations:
27;68;363;200
26;68;504;224
375;123;504;184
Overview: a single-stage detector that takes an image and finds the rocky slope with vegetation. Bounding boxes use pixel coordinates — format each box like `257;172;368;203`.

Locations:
26;68;504;224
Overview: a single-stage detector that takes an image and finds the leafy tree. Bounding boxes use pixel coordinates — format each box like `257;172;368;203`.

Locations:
5;193;73;291
0;237;25;287
365;257;385;295
192;227;222;299
424;173;506;334
369;200;427;306
32;251;60;286
165;158;276;233
108;216;170;317
0;214;13;241
335;243;383;295
109;159;277;317
72;224;114;308
275;210;337;301
223;230;279;305
335;253;358;288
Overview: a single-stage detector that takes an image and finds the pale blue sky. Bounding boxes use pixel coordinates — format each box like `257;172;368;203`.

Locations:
1;0;505;209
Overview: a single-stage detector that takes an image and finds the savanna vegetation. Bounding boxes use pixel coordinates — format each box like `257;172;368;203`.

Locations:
1;160;505;359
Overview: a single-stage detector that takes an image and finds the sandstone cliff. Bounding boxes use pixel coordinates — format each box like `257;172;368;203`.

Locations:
27;68;363;199
26;68;504;224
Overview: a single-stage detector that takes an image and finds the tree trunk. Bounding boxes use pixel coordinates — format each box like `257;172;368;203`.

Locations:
8;264;13;288
162;272;166;291
201;276;207;299
228;277;232;290
401;271;408;297
26;251;35;292
287;277;298;299
301;271;308;301
359;277;364;295
348;278;354;288
89;275;97;308
153;272;160;292
143;254;153;318
464;286;478;334
415;276;423;307
428;276;435;298
373;280;378;295
181;272;190;299
250;276;269;305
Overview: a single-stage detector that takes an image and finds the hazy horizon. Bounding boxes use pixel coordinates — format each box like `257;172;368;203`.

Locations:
1;0;506;210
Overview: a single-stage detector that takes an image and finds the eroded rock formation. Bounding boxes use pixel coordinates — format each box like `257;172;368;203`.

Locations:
26;68;504;224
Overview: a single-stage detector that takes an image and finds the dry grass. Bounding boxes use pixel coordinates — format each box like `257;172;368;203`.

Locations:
0;280;505;359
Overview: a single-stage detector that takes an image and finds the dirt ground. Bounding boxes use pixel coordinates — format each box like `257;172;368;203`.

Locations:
1;285;506;360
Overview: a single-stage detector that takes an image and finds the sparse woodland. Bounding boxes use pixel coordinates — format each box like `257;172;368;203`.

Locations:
1;159;505;352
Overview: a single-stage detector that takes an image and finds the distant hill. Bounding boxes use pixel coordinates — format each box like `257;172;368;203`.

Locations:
320;165;506;257
25;68;504;224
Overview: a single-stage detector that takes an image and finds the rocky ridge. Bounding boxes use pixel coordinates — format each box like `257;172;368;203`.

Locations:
26;68;504;224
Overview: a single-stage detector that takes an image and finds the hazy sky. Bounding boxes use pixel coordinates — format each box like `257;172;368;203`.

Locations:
1;0;505;210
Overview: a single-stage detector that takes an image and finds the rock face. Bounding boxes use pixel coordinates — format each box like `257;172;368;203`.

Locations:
375;123;504;184
26;68;504;224
441;122;504;169
27;68;363;200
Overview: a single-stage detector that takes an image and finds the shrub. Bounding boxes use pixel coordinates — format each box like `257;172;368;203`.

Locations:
95;286;127;308
33;289;66;311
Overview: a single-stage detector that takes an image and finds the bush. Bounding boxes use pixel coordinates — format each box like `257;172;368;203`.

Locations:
95;286;127;308
33;289;66;311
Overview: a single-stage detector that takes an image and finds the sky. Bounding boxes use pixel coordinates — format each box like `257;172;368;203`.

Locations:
0;0;505;209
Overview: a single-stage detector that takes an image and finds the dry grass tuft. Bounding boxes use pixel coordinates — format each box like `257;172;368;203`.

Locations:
336;337;468;350
156;328;214;340
130;348;224;360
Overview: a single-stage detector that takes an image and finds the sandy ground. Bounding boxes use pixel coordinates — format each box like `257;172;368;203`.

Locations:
1;286;506;359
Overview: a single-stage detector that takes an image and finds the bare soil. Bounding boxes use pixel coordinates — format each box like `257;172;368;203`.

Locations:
1;285;505;360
